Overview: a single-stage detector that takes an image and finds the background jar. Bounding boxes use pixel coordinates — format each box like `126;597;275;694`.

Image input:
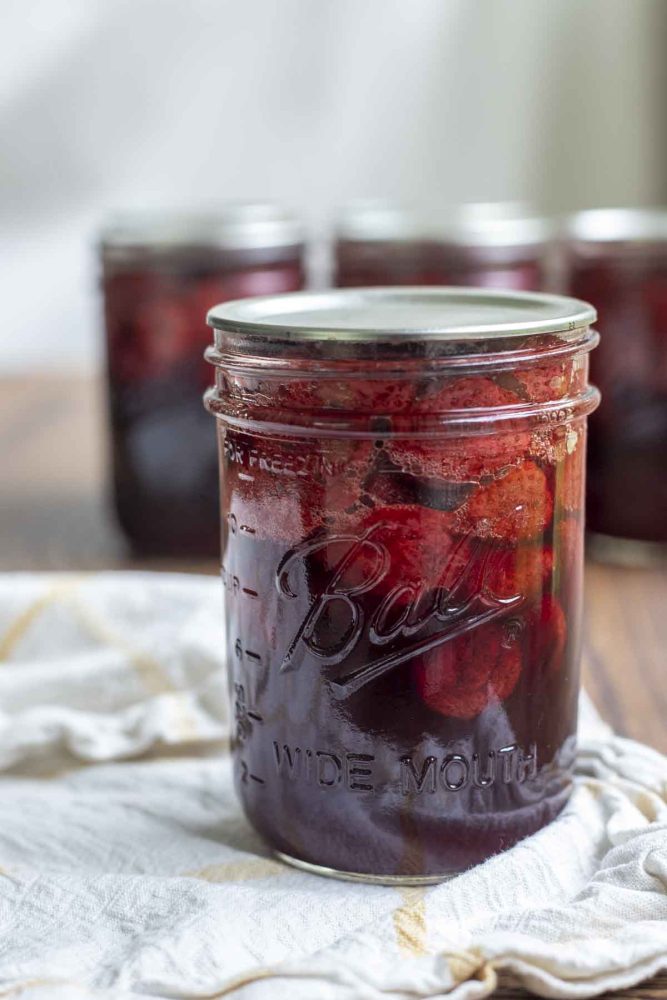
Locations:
332;200;438;287
205;287;599;883
561;209;667;562
101;204;307;556
426;203;553;291
332;201;552;292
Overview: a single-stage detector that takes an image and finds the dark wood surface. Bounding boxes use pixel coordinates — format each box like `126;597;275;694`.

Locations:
1;374;665;998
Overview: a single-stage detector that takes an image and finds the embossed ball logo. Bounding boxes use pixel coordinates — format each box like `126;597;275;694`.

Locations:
275;523;524;696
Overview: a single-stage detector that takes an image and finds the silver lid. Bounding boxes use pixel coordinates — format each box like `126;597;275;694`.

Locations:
334;200;424;242
565;208;667;244
100;202;305;252
334;200;552;248
207;286;595;342
429;202;552;248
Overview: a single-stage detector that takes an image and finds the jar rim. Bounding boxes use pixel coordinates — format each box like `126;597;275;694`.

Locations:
207;286;596;345
564;208;667;245
99;203;305;254
334;201;552;249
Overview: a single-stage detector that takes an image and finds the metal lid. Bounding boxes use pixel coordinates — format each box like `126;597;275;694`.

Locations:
430;202;552;248
565;208;667;244
100;202;305;252
334;200;552;248
334;200;424;242
207;286;595;343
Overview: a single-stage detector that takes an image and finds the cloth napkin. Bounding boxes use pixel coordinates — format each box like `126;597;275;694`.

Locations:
0;572;665;1000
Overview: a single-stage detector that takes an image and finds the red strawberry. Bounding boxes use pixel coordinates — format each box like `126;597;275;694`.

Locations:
415;375;520;411
328;504;462;598
457;461;553;543
483;543;554;602
321;379;415;413
414;621;522;719
387;375;531;481
270;377;415;415
387;431;532;484
515;361;570;403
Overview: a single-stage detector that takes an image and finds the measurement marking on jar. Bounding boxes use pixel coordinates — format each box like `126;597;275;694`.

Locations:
234;639;263;664
221;570;259;600
239;524;256;535
240;760;266;786
247;710;263;723
238;472;255;482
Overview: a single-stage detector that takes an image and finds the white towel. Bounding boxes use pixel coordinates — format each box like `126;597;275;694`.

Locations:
0;572;664;999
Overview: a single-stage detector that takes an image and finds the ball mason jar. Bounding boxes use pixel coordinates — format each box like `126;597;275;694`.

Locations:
101;204;306;556
562;209;667;563
205;287;599;883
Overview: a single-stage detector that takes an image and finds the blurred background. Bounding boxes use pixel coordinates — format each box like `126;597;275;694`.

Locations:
1;0;666;372
0;0;665;751
2;0;667;548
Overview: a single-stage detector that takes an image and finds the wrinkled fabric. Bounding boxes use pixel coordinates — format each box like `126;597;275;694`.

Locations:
0;572;664;999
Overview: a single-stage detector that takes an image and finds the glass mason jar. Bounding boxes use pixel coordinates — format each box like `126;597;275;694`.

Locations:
205;287;599;883
101;204;306;556
333;201;552;292
562;209;667;563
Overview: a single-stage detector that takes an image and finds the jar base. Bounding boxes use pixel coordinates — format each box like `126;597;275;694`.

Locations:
274;851;457;886
587;531;667;568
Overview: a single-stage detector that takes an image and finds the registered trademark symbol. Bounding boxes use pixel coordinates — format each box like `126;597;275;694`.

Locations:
502;617;525;648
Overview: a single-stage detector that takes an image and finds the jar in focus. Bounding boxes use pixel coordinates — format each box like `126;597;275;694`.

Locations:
101;204;307;556
205;287;599;883
562;209;667;563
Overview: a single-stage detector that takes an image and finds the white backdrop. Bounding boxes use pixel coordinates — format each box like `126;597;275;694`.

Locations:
0;0;665;372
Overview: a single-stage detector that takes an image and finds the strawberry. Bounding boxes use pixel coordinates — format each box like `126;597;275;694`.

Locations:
456;460;553;543
325;504;462;598
414;375;520;411
386;375;531;481
385;435;527;484
520;362;569;402
483;543;554;602
414;621;522;719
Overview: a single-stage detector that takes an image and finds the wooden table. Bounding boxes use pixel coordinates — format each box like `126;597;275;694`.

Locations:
1;374;666;998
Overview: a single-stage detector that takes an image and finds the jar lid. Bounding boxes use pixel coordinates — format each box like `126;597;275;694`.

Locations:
334;200;425;242
207;286;596;343
565;208;667;245
429;203;552;249
100;203;305;254
334;200;552;249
